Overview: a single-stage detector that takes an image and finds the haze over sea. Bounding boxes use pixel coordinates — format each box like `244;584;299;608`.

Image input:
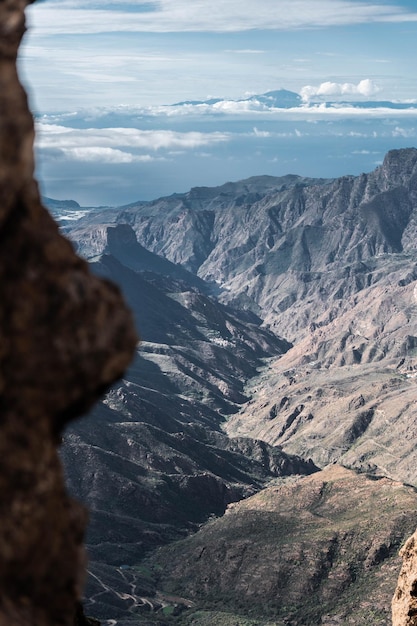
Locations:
19;0;417;206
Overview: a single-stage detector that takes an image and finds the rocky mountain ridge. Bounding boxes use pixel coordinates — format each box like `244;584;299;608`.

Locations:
70;148;417;484
109;148;417;338
62;147;417;624
74;149;417;335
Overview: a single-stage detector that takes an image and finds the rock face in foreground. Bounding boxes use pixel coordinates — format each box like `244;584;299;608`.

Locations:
393;530;417;626
0;2;137;625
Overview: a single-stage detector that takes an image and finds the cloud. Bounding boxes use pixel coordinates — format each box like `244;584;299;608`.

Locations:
211;99;270;113
352;150;380;155
300;79;380;101
392;126;416;138
37;97;417;137
27;1;417;35
146;99;417;119
34;123;230;163
253;127;271;138
33;101;417;207
60;147;155;163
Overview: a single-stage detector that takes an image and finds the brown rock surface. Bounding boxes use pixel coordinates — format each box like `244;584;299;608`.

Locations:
393;530;417;626
0;2;137;625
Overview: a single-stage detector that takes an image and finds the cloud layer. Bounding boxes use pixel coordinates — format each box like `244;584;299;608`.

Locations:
28;0;417;34
35;123;230;163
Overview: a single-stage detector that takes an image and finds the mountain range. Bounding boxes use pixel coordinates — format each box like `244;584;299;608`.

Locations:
50;147;417;625
170;89;417;112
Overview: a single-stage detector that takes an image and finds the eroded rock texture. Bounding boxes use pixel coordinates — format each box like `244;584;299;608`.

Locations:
0;2;137;624
393;530;417;626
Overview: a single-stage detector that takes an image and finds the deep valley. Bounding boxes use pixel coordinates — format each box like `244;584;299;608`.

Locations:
50;147;417;625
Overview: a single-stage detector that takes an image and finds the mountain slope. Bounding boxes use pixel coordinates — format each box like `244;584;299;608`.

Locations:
105;148;417;338
68;148;417;484
149;466;417;626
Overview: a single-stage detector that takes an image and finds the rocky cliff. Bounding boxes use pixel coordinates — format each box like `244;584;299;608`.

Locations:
0;2;137;624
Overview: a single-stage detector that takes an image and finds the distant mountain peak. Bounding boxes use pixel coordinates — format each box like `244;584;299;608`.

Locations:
172;89;302;110
247;89;302;108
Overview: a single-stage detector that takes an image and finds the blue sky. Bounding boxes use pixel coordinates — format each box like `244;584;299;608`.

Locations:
18;0;417;205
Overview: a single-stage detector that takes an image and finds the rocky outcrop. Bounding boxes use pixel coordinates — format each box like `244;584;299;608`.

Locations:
0;2;137;625
392;530;417;626
73;603;100;626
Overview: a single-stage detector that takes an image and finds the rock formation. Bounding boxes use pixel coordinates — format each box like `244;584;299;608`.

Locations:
0;2;137;624
393;530;417;626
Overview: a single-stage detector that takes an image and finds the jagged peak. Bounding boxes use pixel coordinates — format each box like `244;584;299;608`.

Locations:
378;147;417;187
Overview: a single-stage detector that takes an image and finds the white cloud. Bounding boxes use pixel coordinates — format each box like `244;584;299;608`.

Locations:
352;149;380;154
300;79;380;101
392;126;416;138
27;1;417;35
147;99;417;120
60;147;154;163
211;99;269;113
253;127;271;138
34;123;231;163
226;49;265;55
37;99;417;138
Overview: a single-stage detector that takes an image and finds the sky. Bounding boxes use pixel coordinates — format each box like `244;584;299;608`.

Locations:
17;0;417;206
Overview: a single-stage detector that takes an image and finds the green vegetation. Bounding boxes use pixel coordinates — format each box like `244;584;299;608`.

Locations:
138;467;417;626
133;565;157;581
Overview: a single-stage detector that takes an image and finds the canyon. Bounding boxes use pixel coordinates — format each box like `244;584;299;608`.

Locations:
56;147;417;624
